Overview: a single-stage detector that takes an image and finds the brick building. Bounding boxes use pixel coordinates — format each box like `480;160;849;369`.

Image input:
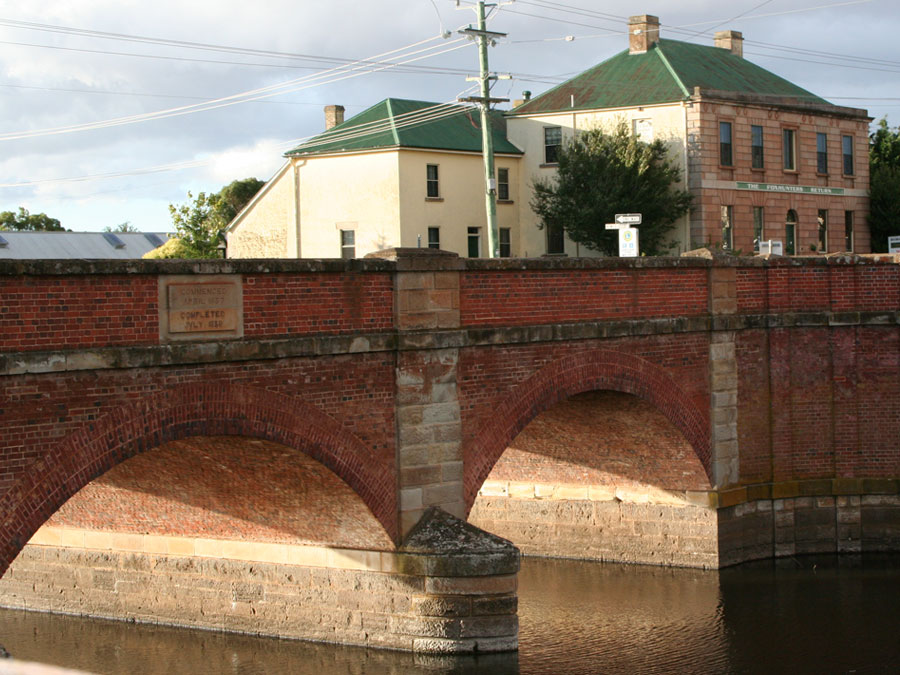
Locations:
507;14;872;255
228;15;871;258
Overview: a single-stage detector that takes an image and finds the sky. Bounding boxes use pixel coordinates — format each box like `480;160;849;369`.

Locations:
0;0;897;233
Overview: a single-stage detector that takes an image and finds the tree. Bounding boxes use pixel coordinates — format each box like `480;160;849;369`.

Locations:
530;123;692;256
0;207;65;232
104;221;140;233
165;177;264;258
869;117;900;252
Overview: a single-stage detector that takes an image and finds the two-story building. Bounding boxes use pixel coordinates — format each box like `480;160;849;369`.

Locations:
226;99;523;259
227;14;871;259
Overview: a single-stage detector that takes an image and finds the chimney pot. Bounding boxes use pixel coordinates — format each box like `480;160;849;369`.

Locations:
628;15;660;54
714;30;743;57
324;104;345;130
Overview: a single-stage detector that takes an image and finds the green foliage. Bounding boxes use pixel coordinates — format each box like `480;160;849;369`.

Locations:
869;117;900;252
0;207;65;232
142;237;204;259
166;177;264;258
530;123;692;256
104;221;140;233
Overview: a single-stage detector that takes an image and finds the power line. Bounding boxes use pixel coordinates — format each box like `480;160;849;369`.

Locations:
0;37;470;141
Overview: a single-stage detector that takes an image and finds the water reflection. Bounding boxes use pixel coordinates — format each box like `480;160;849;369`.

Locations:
1;555;897;674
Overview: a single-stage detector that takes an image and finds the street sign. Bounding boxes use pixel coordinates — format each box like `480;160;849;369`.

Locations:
889;235;900;253
615;213;642;225
619;227;639;257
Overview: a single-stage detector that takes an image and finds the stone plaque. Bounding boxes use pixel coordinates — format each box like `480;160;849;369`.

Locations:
168;283;238;333
159;276;243;341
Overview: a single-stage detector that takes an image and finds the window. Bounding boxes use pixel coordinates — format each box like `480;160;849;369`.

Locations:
547;223;565;254
467;226;480;257
751;125;764;169
783;129;796;171
844;211;854;251
753;206;764;253
427;227;440;249
842;135;854;175
785;210;797;255
633;118;653;143
497;167;510;201
544;127;562;164
817;209;828;253
721;205;734;250
426;164;439;198
719;121;733;166
340;230;355;259
816;133;828;174
499;228;511;257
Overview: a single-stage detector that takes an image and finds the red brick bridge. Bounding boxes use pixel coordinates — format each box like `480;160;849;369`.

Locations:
0;249;898;651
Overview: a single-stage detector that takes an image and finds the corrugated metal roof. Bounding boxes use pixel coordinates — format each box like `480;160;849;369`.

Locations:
510;39;829;115
286;98;523;157
0;232;172;259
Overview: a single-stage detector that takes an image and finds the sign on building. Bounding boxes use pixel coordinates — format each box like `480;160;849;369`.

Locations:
759;240;784;255
889;236;900;253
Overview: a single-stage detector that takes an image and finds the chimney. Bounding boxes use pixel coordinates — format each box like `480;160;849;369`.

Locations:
629;15;660;54
714;30;743;57
324;104;345;130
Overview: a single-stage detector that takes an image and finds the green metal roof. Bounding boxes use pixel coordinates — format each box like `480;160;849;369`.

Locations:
286;98;523;157
511;38;829;115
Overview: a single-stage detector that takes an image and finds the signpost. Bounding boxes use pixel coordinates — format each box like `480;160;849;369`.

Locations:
606;213;641;257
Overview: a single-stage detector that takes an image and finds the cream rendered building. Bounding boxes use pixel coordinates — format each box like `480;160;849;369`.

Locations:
229;15;870;259
227;99;523;259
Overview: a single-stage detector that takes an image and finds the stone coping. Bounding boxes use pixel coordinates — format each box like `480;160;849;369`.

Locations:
719;478;900;508
478;480;717;508
25;526;519;578
3;311;898;376
1;251;896;276
479;478;900;510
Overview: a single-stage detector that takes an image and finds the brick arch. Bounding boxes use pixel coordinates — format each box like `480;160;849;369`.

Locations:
463;349;710;511
0;382;396;575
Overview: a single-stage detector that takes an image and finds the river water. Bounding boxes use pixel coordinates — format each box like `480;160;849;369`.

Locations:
1;554;898;674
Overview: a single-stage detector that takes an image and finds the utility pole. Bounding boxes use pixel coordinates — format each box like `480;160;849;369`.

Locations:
458;1;509;258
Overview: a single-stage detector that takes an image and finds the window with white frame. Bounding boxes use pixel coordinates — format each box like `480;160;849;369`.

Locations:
719;121;733;166
544;127;562;164
633;118;653;143
816;133;828;174
817;209;828;253
751;125;764;169
427;227;440;249
499;228;511;257
426;164;439;198
783;128;797;171
842;135;854;175
497;167;510;201
721;205;734;250
467;227;480;257
340;229;355;259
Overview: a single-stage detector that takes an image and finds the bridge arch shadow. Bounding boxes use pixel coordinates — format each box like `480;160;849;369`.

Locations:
463;349;711;513
0;382;396;574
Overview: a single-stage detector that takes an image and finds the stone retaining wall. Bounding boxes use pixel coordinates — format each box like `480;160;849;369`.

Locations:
0;510;519;654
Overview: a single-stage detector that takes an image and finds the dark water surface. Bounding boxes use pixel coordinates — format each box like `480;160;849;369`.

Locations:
1;555;898;674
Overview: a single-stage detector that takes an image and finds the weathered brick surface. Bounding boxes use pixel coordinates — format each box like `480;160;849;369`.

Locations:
43;436;394;550
459;336;712;510
0;357;398;565
460;267;708;327
0;275;158;351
